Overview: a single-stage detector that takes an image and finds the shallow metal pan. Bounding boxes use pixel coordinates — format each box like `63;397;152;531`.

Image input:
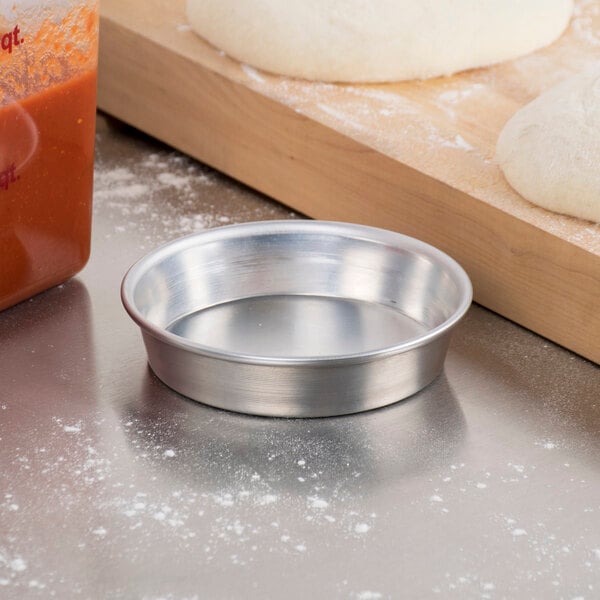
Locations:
121;220;472;417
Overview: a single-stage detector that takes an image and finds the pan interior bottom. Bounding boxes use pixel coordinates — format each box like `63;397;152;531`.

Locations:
166;294;427;358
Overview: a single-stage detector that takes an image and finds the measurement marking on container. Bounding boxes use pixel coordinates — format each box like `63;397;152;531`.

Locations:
0;163;18;191
1;25;24;54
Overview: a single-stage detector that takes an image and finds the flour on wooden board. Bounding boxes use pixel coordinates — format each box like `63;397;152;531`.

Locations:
226;0;600;253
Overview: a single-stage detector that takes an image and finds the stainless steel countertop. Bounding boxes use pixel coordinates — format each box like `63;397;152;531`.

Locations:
1;114;599;600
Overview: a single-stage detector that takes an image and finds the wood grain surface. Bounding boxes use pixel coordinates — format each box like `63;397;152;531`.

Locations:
97;0;600;364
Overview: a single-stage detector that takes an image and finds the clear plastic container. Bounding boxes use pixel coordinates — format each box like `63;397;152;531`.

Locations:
0;0;98;310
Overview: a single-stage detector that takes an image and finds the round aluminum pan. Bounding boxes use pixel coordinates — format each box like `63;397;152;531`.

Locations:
121;220;472;417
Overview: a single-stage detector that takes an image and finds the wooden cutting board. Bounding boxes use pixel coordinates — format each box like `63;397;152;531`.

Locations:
97;0;600;364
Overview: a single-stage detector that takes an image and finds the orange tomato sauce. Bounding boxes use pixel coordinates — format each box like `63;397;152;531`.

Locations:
0;67;97;310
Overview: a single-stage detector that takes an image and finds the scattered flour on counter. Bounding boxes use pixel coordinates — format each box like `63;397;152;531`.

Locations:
177;213;218;232
91;527;108;537
0;551;28;578
94;183;150;202
536;440;560;450
27;580;46;590
256;494;278;506
354;523;370;534
99;167;135;183
94;145;294;246
9;558;27;572
63;424;81;433
94;151;218;232
212;493;235;508
354;591;383;600
156;172;194;190
307;496;328;510
88;423;381;566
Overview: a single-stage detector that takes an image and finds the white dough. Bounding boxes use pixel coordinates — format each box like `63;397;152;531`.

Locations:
497;65;600;223
186;0;573;83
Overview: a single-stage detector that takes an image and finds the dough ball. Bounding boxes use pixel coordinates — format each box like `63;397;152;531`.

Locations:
186;0;573;83
496;65;600;224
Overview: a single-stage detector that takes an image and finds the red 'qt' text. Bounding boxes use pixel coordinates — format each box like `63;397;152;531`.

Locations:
1;25;24;54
